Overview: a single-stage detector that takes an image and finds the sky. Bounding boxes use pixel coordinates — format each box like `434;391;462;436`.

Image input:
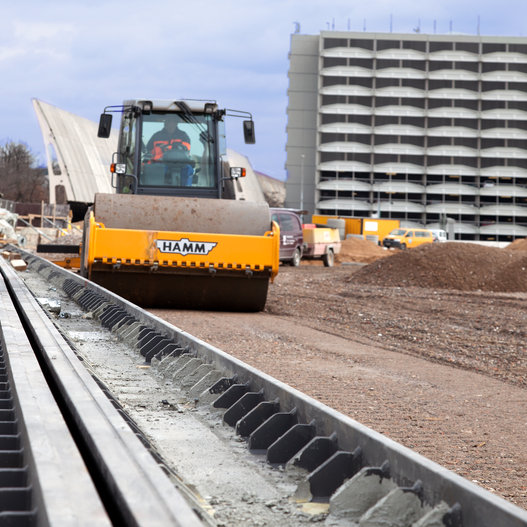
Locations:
2;0;527;182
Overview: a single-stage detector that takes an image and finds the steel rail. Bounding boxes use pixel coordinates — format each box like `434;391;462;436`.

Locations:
0;262;110;525
0;255;204;526
8;247;527;527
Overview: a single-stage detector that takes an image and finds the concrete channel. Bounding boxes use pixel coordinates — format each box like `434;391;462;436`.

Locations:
2;246;527;527
0;255;204;526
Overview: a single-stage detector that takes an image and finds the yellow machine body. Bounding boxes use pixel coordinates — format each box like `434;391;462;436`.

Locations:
84;99;279;311
81;194;280;311
85;212;279;275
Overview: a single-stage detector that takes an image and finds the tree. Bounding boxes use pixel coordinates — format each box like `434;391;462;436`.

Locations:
0;141;48;203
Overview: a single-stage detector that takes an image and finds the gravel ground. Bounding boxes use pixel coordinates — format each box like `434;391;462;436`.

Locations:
151;241;527;510
31;236;527;511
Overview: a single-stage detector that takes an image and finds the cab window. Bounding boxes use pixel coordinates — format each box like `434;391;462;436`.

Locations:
279;214;298;233
140;112;216;189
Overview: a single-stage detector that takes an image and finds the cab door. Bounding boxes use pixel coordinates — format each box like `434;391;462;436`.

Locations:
404;230;416;247
271;211;303;260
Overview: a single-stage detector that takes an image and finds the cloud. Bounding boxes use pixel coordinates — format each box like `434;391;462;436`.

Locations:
0;46;25;62
13;20;74;42
1;0;527;182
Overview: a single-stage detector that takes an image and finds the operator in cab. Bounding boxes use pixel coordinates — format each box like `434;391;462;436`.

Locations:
144;117;195;186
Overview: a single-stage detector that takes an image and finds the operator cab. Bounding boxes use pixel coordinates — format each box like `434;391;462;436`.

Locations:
139;111;216;192
98;99;255;200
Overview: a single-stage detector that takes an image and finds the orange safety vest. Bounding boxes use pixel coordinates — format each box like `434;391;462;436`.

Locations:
151;138;191;161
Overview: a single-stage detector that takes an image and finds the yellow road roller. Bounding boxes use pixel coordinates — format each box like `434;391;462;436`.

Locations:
82;99;279;311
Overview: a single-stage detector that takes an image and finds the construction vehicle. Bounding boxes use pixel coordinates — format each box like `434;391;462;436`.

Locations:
79;99;279;311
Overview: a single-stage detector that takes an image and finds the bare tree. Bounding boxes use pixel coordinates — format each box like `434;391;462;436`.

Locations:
0;141;48;202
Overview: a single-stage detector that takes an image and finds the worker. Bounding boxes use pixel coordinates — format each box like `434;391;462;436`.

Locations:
146;119;194;186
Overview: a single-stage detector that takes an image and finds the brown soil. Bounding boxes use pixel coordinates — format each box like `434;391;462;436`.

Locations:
353;241;527;292
506;237;527;251
336;236;389;264
151;240;527;510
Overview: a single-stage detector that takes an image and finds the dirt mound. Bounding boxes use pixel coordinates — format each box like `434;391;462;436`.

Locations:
351;242;527;292
505;237;527;251
336;236;389;264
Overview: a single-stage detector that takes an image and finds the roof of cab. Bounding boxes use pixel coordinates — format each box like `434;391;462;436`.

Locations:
122;99;218;113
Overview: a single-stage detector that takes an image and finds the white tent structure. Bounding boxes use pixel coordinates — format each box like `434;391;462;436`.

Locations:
33;98;117;205
33;99;277;211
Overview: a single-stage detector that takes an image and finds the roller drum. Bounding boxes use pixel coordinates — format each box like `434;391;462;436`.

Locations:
93;194;271;235
86;194;275;311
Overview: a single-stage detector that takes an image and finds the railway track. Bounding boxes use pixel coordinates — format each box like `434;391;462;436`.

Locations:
2;246;527;526
0;253;203;526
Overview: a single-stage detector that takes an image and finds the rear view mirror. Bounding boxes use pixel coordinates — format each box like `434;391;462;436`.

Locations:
98;113;113;138
243;120;255;144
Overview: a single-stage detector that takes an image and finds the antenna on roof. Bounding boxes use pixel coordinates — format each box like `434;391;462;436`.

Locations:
347;18;351;31
363;19;366;32
390;14;393;33
477;15;480;35
433;20;437;34
293;21;300;34
449;19;453;33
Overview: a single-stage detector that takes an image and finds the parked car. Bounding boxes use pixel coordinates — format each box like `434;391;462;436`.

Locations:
382;228;435;249
270;208;303;266
430;229;447;242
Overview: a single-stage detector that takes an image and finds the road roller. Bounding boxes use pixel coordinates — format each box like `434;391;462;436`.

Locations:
80;99;279;311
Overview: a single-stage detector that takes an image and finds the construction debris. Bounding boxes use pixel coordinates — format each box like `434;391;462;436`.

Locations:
0;207;19;243
10;259;27;271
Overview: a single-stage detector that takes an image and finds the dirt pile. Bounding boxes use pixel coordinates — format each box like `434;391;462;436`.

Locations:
506;237;527;251
351;242;527;292
336;236;389;264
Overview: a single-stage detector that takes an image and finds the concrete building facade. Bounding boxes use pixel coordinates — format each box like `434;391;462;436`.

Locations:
285;31;527;241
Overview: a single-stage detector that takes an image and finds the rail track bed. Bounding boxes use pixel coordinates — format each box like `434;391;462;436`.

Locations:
1;247;527;526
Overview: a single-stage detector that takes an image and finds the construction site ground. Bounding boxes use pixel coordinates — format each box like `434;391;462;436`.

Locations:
150;238;527;511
